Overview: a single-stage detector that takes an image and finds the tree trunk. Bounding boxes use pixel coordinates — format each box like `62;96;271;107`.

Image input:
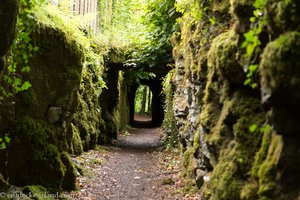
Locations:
147;87;152;114
141;86;147;113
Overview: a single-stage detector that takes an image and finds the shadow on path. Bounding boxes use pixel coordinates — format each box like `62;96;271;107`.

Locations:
112;127;164;150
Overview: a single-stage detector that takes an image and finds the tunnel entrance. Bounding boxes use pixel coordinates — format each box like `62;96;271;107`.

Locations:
134;85;153;123
129;78;165;128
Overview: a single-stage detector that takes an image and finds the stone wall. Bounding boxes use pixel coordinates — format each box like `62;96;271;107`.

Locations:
171;0;300;199
0;5;130;191
0;23;82;191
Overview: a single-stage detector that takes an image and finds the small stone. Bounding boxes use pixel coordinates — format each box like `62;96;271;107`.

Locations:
47;106;62;123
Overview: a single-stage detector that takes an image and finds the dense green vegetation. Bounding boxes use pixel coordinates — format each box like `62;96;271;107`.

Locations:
134;85;152;115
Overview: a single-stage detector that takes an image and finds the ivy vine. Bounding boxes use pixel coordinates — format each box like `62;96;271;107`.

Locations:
0;0;39;150
241;0;266;89
0;0;39;101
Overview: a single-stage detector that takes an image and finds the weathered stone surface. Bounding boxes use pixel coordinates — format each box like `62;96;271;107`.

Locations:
47;107;63;123
170;0;300;199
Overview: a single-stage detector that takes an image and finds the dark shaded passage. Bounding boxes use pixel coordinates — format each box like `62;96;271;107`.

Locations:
129;77;165;128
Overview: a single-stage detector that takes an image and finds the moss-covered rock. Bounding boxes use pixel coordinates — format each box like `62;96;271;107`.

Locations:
72;61;104;149
3;117;65;191
208;30;244;85
265;0;300;34
182;130;200;178
256;132;283;198
115;71;130;131
260;31;300;105
172;0;300;199
22;185;51;200
61;152;77;191
69;123;83;155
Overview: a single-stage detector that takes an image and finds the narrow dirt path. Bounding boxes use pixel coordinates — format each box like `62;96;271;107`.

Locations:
64;127;199;200
95;128;164;200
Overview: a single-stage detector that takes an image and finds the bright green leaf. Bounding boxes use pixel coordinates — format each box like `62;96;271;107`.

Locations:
21;81;32;91
249;64;258;72
21;66;31;73
251;83;258;89
0;143;6;149
260;124;271;133
4;136;11;144
249;124;258;133
244;79;251;85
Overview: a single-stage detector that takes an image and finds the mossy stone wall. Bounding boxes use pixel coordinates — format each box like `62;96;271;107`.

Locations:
0;1;130;193
171;0;300;199
0;23;83;191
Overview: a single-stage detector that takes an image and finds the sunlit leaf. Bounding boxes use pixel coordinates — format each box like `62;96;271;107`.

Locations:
21;81;32;91
249;124;258;133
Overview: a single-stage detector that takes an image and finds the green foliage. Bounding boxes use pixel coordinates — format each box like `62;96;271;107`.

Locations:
137;0;179;68
36;0;96;50
0;0;38;100
134;85;152;114
241;0;267;89
98;0;179;77
249;124;258;133
162;69;179;148
0;134;11;150
249;123;270;134
175;0;226;49
98;0;147;48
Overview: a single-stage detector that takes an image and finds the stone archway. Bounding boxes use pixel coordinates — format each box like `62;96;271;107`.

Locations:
128;77;164;128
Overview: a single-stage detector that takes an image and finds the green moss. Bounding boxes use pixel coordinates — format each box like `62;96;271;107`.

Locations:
203;90;264;199
251;129;273;177
233;118;263;173
162;70;179;147
205;99;232;147
22;185;51;200
265;0;300;33
70;123;83;155
72;61;107;149
161;178;175;185
182;130;199;178
230;0;254;33
179;178;199;195
240;181;258;200
60;152;77;191
208;30;243;84
213;0;231;13
257;133;283;198
260;31;300;102
209;147;243;200
8;117;65;191
115;71;130;131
